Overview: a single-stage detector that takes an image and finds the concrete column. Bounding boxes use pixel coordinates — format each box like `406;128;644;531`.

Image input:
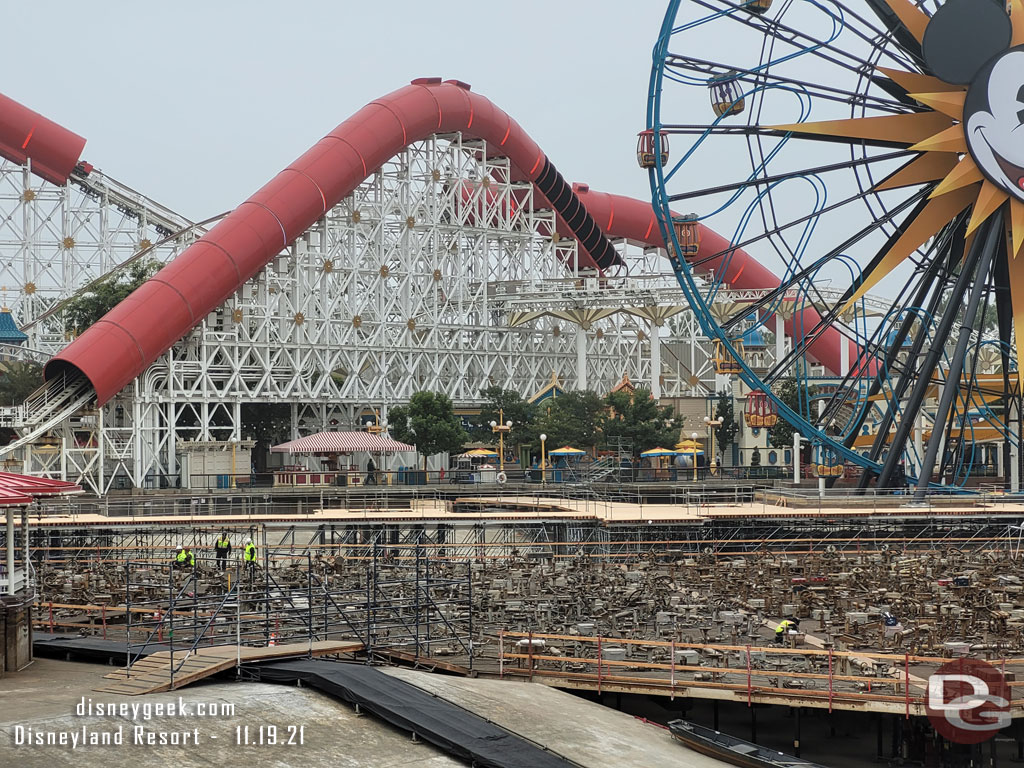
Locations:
1012;438;1020;493
650;321;661;400
576;327;588;391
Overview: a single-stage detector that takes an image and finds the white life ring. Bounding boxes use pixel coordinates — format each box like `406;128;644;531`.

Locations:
496;471;508;485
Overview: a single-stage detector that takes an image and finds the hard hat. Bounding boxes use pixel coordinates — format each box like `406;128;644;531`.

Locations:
176;545;183;550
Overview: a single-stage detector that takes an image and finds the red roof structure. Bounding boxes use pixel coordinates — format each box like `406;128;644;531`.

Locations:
0;472;80;507
271;432;415;455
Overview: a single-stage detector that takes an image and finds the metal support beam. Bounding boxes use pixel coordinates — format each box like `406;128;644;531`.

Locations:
912;216;1001;502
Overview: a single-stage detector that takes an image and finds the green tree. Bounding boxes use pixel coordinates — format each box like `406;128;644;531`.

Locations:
472;386;537;447
389;391;468;470
534;390;603;451
0;361;42;406
768;378;814;449
713;391;739;460
600;388;676;456
64;260;160;332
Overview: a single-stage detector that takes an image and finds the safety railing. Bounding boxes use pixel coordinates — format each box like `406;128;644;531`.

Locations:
497;631;1024;715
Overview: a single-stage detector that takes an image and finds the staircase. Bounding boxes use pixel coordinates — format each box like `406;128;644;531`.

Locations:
584;456;618;482
0;370;96;458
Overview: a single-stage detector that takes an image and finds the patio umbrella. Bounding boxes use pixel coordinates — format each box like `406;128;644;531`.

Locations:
548;446;587;456
459;448;499;458
675;439;704;454
641;447;678;458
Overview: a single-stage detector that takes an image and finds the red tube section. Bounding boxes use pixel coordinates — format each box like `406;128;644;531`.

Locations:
0;92;86;186
46;79;848;404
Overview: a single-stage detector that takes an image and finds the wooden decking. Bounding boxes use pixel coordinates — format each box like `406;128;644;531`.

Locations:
94;640;363;695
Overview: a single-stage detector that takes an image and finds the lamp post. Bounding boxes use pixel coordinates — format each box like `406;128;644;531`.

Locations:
489;408;513;473
704;415;723;476
691;432;699;482
540;433;548;487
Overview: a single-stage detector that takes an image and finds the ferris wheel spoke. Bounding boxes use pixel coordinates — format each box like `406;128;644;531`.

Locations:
666;149;911;203
689;184;929;281
686;0;913;77
663;55;910;112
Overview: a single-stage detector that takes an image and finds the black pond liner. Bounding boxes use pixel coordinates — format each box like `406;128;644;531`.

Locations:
258;658;579;768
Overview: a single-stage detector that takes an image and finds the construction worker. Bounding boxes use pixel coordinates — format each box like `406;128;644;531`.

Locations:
175;545;194;569
775;617;799;644
244;539;257;578
214;531;231;571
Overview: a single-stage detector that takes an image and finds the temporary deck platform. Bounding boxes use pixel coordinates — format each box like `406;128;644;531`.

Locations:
95;640;363;695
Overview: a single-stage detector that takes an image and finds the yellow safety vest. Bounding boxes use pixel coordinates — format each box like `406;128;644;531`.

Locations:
776;620;794;633
244;543;257;562
216;538;230;549
175;550;187;563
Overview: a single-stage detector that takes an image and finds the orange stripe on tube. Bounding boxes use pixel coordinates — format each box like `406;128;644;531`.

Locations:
528;152;542;176
21;127;35;149
643;217;654;240
500;123;511;146
731;263;746;282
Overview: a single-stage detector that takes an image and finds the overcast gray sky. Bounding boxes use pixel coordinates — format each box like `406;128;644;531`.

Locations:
4;0;664;221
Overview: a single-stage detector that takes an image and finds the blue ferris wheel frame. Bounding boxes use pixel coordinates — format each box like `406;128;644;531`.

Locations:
644;0;948;488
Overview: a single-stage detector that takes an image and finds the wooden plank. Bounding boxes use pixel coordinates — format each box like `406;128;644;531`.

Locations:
93;641;363;695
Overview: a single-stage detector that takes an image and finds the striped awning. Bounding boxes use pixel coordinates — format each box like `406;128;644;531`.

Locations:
0;472;81;507
270;431;416;455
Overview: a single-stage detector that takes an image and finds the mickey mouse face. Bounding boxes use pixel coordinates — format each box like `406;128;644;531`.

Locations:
964;48;1024;200
923;0;1023;200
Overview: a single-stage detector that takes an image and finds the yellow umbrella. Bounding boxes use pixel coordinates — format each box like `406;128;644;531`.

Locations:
460;448;499;458
548;446;587;456
641;447;678;458
675;439;704;454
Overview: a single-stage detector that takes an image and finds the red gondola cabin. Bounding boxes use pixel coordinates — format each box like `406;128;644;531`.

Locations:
745;389;778;428
636;129;670;169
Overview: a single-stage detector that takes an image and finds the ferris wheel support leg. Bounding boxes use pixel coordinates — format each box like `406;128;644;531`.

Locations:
877;218;990;490
911;216;1002;504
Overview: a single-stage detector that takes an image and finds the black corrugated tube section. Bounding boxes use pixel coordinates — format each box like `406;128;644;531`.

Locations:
535;158;621;270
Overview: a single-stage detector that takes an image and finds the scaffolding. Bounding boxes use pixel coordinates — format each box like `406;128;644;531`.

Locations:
114;541;473;683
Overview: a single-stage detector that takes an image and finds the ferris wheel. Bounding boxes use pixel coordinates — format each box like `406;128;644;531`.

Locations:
646;0;1024;494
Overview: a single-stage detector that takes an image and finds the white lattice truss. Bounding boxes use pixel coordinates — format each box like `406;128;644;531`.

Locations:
1;135;800;491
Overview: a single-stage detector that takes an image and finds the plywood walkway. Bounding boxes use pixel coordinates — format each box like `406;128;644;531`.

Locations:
94;640;362;695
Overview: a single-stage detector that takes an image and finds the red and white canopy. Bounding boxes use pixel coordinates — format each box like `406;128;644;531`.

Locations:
0;472;81;507
271;431;415;455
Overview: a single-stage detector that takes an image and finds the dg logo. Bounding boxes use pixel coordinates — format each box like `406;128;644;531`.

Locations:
926;658;1011;744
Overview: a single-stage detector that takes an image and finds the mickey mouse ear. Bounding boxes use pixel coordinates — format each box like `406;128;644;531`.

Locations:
923;0;1012;84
